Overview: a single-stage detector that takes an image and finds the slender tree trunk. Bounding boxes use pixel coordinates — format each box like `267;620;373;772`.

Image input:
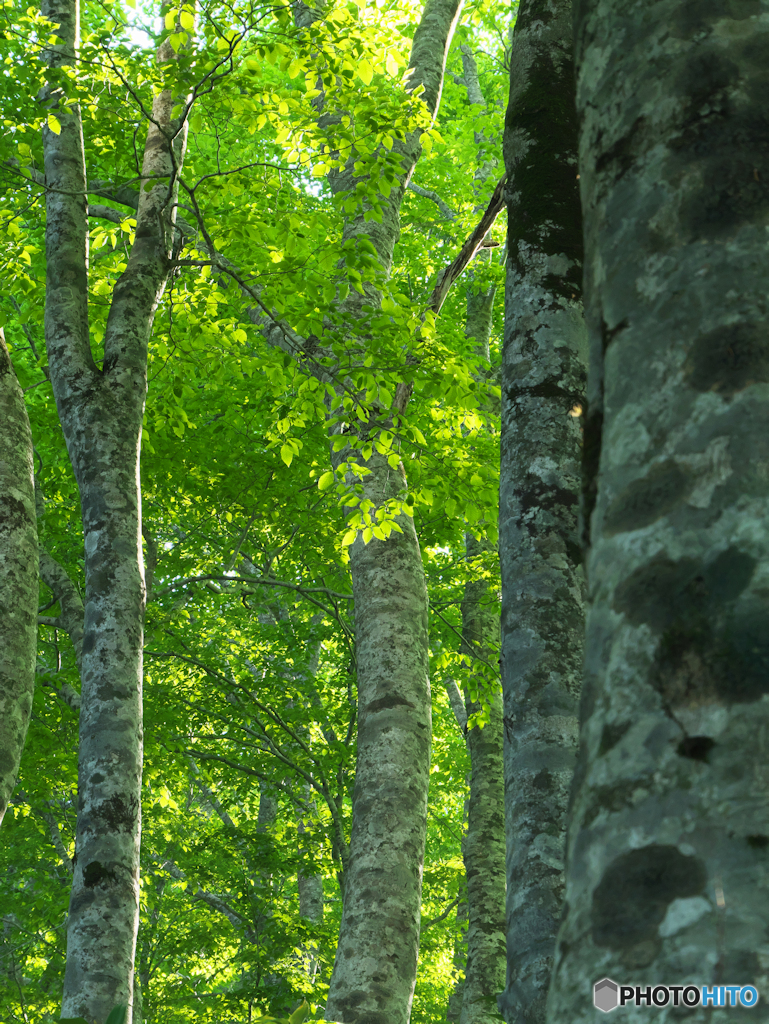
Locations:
0;328;38;826
321;1;463;1021
41;1;187;1018
454;149;507;1017
548;3;769;1019
499;2;586;1022
459;539;506;1024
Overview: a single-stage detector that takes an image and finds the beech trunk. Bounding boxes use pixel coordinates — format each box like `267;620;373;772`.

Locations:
41;0;188;1018
499;1;586;1021
0;329;38;826
322;1;463;1020
548;2;769;1020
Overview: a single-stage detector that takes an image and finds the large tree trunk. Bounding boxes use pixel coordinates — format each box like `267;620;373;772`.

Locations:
548;3;769;1020
499;2;586;1022
41;1;187;1018
0;328;38;826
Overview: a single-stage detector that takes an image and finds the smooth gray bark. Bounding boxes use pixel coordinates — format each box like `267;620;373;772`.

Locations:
548;3;769;1021
499;2;586;1022
0;328;38;826
41;0;188;1018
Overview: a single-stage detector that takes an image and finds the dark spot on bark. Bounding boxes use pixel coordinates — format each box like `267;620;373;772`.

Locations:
0;495;31;531
658;605;766;707
592;845;707;951
672;0;760;37
582;778;647;829
604;460;691;535
684;322;769;395
518;481;578;527
599;721;631;756
91;773;105;784
677;735;715;761
720;950;760;984
614;554;700;631
615;547;764;706
677;49;735;115
565;536;583;567
83;860;118;888
580;401;602;552
746;834;769;849
706;546;758;601
600;316;629;354
614;548;755;629
596;120;645;180
505;44;583;291
506;377;583;405
81;631;96;655
672;46;769;240
532;769;551;791
95;793;139;832
365;694;416;714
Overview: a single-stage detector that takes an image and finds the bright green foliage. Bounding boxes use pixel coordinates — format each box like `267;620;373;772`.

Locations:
0;0;510;1017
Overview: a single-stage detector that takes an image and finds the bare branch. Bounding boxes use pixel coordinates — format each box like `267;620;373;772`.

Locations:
407;182;457;221
429;175;506;314
421;894;461;930
444;677;468;735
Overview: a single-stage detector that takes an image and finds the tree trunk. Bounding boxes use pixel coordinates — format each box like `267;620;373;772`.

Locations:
548;4;769;1020
453;128;507;1016
322;1;463;1021
0;328;38;826
499;2;586;1022
325;451;431;1024
459;540;506;1024
41;0;187;1018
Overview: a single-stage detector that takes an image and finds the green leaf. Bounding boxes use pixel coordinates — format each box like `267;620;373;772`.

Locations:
179;9;194;30
47;113;61;135
357;60;373;85
105;1006;128;1024
280;444;293;467
318;471;335;490
289;1001;310;1024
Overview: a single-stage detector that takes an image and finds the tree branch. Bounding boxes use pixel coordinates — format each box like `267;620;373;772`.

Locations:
429;174;506;314
407;181;457;221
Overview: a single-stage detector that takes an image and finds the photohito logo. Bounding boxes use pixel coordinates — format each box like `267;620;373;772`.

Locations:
593;979;760;1012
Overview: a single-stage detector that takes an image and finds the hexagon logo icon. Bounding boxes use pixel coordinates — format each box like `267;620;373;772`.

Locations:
594;978;619;1013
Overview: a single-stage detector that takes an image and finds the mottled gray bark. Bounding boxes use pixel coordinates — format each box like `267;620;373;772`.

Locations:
459;540;506;1024
322;1;463;1021
0;328;38;826
325;448;432;1024
447;793;470;1024
41;0;187;1018
548;3;769;1021
499;2;586;1022
298;789;324;925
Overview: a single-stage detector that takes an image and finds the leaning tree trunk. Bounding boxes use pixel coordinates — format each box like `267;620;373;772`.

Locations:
0;328;38;826
547;3;769;1021
41;0;188;1019
499;2;586;1022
